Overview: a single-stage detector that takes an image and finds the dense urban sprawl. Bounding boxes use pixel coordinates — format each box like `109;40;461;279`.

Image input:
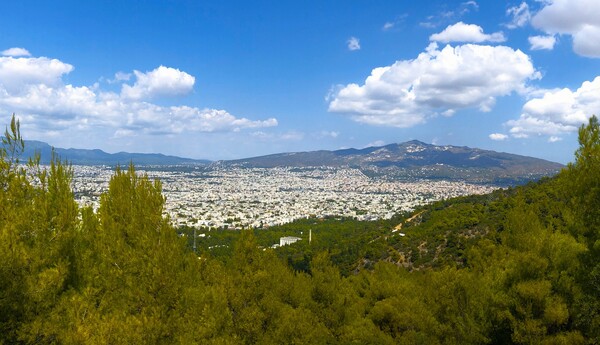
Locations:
71;165;497;228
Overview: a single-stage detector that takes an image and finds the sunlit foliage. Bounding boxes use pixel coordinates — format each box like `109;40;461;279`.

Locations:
1;114;599;344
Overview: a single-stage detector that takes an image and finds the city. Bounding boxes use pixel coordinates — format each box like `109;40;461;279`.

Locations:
71;164;498;229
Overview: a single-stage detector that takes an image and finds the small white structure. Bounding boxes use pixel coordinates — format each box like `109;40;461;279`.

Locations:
280;236;302;246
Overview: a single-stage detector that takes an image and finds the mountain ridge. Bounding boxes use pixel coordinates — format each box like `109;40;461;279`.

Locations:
9;139;563;185
19;140;210;166
212;140;563;185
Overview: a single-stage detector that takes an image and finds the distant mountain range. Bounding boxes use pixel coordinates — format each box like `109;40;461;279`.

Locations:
18;140;210;166
6;139;563;185
212;140;564;185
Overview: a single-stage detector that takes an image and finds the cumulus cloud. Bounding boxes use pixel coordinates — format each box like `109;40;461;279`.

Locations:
0;55;73;92
382;22;395;31
506;2;531;29
0;53;277;138
507;76;600;139
167;106;277;133
532;0;600;57
489;133;508;141
328;43;539;127
528;35;557;50
2;47;31;57
347;37;361;51
430;22;506;43
508;116;576;138
121;65;195;100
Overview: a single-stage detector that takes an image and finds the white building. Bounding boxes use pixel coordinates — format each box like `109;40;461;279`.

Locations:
279;236;302;246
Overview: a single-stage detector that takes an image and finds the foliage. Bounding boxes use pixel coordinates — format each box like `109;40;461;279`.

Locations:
1;114;600;344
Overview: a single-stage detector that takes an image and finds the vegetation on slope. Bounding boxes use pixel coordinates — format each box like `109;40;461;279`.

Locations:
1;114;599;344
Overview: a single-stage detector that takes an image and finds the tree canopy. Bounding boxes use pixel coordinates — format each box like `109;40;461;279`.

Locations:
1;114;599;344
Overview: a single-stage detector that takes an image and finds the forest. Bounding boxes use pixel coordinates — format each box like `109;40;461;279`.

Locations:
1;114;599;344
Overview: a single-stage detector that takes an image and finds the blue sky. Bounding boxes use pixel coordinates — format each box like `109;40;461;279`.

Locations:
1;0;599;163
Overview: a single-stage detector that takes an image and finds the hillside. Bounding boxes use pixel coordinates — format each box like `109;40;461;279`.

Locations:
214;140;563;185
185;118;600;343
1;114;599;343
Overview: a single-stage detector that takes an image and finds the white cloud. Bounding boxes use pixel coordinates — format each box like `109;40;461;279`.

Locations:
382;14;408;31
548;136;562;142
320;130;339;138
250;131;270;140
121;65;195;100
430;22;506;43
383;22;395;31
489;133;508;141
347;37;361;51
280;131;304;141
532;0;600;57
113;128;136;138
420;21;438;29
365;140;385;148
528;35;557;50
508;116;576;138
250;130;304;141
2;47;31;57
419;2;479;29
167;106;277;133
506;2;531;29
105;71;132;84
0;56;73;92
328;43;539;127
507;76;600;139
463;1;478;10
0;54;277;139
114;71;132;81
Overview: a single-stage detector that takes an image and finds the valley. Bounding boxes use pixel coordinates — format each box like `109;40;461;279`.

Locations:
72;165;496;228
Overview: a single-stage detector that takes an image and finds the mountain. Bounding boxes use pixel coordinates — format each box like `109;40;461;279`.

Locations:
8;139;563;185
17;140;210;166
214;140;563;185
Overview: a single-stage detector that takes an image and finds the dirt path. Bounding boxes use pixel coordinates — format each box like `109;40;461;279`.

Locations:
393;210;425;231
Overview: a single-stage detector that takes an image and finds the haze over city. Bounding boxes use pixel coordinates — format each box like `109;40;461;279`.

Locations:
1;0;599;164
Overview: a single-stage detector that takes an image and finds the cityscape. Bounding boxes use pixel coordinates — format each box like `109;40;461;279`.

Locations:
72;164;497;229
2;1;600;342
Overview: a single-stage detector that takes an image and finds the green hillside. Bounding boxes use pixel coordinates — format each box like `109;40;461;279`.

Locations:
1;114;599;344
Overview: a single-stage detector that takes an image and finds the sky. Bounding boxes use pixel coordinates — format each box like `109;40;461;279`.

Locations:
1;0;599;164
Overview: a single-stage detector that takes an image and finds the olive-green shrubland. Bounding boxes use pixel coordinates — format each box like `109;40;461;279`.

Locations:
1;114;599;344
